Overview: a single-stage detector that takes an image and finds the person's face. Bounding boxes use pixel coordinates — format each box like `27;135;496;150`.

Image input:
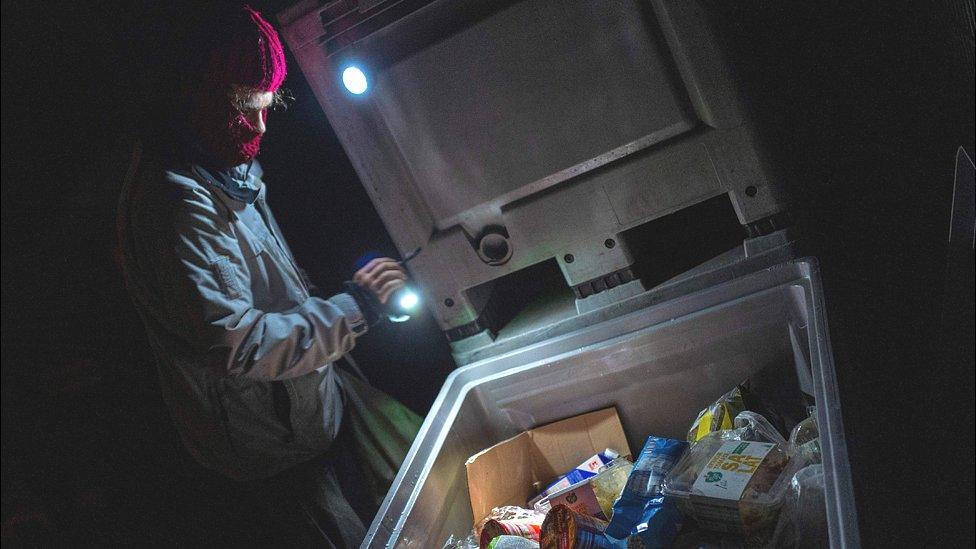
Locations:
192;84;277;167
230;86;274;136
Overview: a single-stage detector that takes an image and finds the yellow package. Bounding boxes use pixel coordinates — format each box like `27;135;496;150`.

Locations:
687;386;746;443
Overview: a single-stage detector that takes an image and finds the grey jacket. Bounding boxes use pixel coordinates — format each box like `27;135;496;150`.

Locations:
118;150;368;480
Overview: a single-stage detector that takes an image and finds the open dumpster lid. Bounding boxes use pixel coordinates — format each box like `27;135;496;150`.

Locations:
279;0;791;336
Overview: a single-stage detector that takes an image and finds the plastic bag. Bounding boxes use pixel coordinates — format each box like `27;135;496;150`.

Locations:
687;384;791;444
622;500;685;548
591;458;635;519
788;408;821;470
487;535;540;549
687;386;747;442
443;533;480;549
605;436;688;546
770;464;828;548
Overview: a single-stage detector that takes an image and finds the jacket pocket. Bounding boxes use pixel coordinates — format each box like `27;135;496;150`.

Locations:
210;256;242;299
270;380;294;441
207;380;239;456
218;377;296;451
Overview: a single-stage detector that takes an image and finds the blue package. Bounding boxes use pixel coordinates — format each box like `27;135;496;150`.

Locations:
558;467;596;486
628;497;683;548
536;449;619;504
604;436;688;543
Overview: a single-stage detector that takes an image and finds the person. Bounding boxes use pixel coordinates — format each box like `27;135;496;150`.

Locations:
117;5;421;546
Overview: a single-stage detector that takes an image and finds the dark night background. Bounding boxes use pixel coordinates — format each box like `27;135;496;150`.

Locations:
2;1;973;547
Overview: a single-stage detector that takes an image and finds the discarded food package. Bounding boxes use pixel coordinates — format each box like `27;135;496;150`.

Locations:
771;463;829;549
687;384;790;444
462;400;831;547
790;408;819;448
444;532;480;549
537;457;633;519
663;411;791;538
465;408;632;533
788;408;822;469
528;449;621;510
624;502;686;548
486;535;541;549
476;506;546;547
539;504;614;549
687;386;747;443
605;436;688;547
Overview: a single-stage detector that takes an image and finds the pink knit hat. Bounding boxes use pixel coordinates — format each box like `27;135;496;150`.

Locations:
191;5;287;167
207;5;287;92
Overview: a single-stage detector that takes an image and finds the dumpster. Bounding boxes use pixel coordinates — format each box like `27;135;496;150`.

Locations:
360;258;858;546
277;0;860;545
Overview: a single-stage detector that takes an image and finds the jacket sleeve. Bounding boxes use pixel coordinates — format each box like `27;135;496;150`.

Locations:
167;184;367;381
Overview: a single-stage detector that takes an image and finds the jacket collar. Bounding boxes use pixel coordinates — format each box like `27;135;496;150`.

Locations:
191;160;265;204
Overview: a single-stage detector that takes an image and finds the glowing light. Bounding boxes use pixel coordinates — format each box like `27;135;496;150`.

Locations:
398;290;420;310
342;66;368;95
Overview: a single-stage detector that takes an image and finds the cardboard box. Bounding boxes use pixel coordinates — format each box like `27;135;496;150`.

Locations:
464;407;632;524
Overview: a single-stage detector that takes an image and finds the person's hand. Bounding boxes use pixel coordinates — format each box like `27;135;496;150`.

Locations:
352;257;407;305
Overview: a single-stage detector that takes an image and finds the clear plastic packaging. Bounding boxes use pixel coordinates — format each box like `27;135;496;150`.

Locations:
687;386;747;442
770;464;828;548
789;408;819;448
788;408;821;470
486;535;541;549
443;533;480;549
591;458;635;519
663;412;791;539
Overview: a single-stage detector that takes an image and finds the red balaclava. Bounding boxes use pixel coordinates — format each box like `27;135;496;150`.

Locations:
191;5;287;167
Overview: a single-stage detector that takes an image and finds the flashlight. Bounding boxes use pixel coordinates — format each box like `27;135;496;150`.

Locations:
354;248;423;323
386;247;423;322
387;286;420;323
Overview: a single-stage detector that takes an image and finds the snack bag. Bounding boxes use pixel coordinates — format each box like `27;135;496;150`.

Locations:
605;436;688;547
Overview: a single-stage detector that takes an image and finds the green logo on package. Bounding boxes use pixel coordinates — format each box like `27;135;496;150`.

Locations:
732;442;749;454
705;472;723;483
566;492;578;503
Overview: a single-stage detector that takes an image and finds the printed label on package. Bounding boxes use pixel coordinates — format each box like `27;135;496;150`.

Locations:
546;482;608;521
690;440;775;501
